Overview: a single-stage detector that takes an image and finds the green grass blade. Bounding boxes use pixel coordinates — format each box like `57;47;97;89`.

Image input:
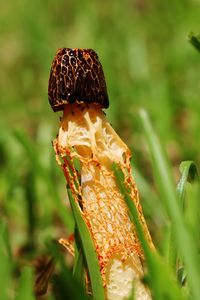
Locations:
188;32;200;52
113;164;185;300
184;182;200;248
15;267;34;300
139;109;200;300
178;162;200;263
73;228;85;289
133;165;163;218
167;161;199;277
177;161;199;203
68;189;104;300
73;249;85;288
14;128;74;231
0;221;12;300
1;221;12;261
49;242;90;300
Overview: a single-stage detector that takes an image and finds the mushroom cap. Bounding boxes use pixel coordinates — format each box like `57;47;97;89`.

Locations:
48;48;109;112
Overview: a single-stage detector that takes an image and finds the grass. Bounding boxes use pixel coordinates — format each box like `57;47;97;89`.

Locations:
0;1;200;299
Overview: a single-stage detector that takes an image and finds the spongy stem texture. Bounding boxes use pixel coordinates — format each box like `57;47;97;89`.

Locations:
54;103;153;300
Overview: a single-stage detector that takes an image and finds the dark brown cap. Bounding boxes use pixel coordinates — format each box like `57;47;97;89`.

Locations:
48;48;109;112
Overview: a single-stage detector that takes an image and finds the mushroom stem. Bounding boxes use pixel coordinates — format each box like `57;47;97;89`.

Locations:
53;103;153;300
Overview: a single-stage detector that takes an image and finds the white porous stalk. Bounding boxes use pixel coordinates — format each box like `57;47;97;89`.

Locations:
54;103;153;300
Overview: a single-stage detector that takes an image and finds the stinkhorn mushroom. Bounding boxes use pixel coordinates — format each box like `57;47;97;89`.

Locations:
48;48;154;300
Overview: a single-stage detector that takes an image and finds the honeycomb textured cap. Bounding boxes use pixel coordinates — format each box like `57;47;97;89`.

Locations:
48;48;109;112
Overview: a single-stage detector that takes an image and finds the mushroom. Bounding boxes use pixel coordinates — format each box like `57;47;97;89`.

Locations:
48;48;154;300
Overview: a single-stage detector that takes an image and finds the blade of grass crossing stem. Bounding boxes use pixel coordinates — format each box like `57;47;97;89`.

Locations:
113;164;185;300
67;189;104;300
139;109;200;300
15;267;34;300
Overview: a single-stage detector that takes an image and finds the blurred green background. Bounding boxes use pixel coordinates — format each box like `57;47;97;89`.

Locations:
0;0;200;298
